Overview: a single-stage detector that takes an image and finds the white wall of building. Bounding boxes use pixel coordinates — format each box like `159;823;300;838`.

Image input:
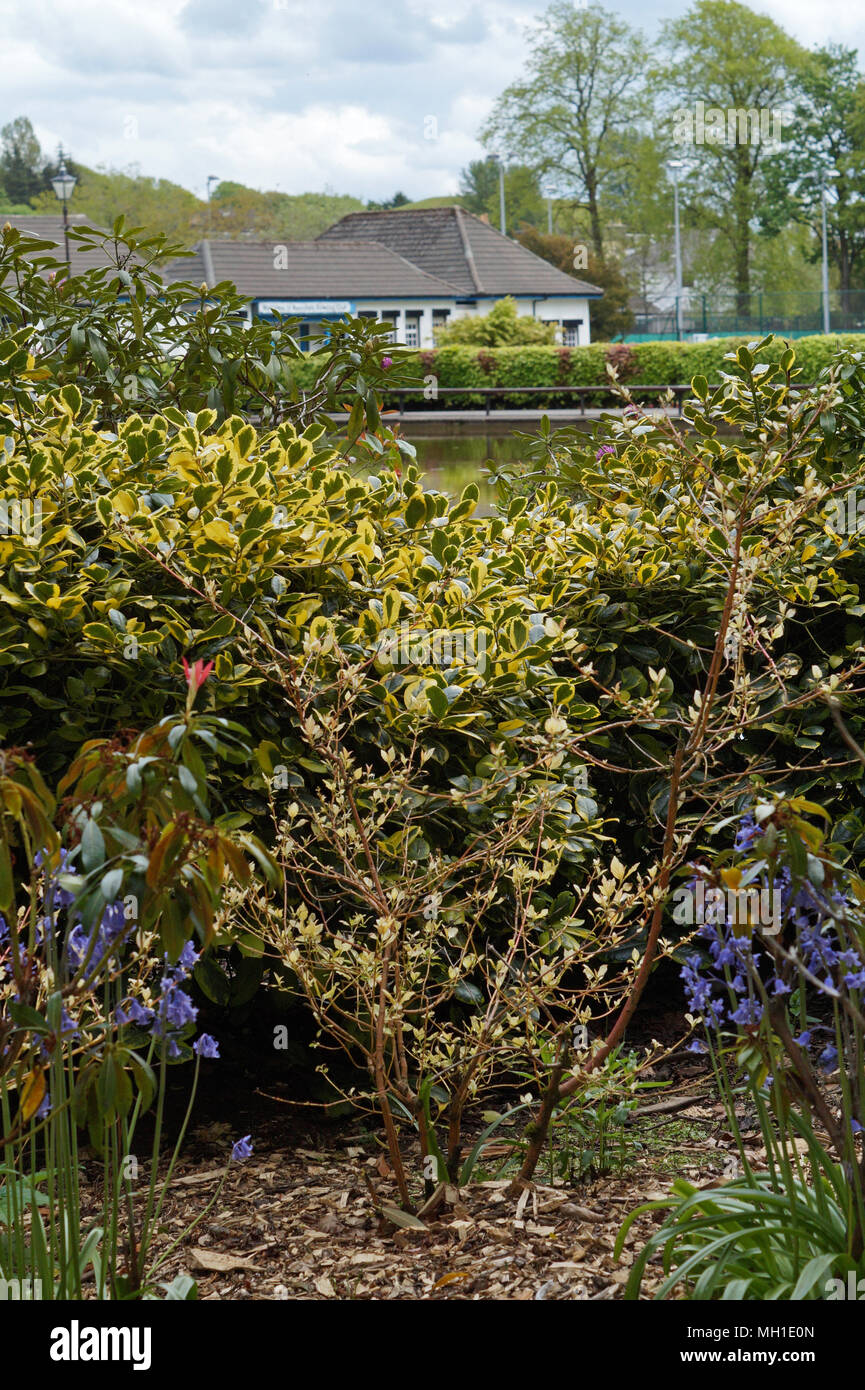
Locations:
256;295;596;347
352;295;595;347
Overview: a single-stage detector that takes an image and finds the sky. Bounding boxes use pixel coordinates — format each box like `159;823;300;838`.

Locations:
2;0;864;203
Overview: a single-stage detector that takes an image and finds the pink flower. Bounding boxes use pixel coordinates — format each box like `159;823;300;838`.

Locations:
381;356;392;369
595;445;615;461
182;657;215;694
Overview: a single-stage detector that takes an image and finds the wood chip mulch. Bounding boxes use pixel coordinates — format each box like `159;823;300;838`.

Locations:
122;1087;740;1301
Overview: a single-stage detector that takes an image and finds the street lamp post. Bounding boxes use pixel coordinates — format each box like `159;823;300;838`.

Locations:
667;159;684;341
821;168;839;335
50;154;77;268
206;175;220;237
498;161;506;236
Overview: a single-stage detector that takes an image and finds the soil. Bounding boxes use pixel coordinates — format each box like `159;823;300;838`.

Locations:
73;986;767;1301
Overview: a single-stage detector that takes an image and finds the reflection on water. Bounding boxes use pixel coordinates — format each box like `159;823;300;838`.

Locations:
410;435;530;513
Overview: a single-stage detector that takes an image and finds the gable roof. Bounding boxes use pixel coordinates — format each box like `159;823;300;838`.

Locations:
317;207;602;298
0;215;145;275
161;238;460;299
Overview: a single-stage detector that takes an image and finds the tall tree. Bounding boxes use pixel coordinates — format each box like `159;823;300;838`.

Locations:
365;191;411;211
759;44;865;309
660;0;804;304
481;1;654;258
517;227;634;340
458;158;545;231
0;116;47;205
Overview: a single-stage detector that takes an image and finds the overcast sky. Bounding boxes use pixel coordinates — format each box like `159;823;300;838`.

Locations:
2;0;863;203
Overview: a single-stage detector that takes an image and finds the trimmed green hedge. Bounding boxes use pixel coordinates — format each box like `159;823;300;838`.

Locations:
288;335;865;406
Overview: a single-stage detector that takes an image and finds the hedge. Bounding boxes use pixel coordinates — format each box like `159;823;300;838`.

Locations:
288;335;865;407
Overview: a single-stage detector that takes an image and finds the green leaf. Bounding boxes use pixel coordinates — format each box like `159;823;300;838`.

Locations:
81;817;106;872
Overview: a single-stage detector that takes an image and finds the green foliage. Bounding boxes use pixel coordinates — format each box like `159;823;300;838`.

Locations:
457;159;546;232
618;1174;861;1300
0;117;54;206
660;0;806;298
0;702;272;1297
0;219;404;430
481;1;654;258
207;182;365;243
434;297;556;347
759;43;865;299
343;335;865;405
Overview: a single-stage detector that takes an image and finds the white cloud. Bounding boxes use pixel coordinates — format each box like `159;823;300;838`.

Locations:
0;0;862;202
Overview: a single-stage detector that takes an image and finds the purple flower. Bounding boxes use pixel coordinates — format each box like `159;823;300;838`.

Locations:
595;444;615;461
381;356;392;369
116;998;155;1028
193;1034;220;1059
177;941;200;971
231;1134;253;1162
734;814;761;852
153;975;198;1034
730;998;763;1026
818;1045;839;1073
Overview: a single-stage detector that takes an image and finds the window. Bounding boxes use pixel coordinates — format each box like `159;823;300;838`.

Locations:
432;308;450;329
405;312;421;348
562;319;583;347
380;310;400;343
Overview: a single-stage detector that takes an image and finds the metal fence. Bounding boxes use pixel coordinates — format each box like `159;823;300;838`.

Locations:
625;291;865;341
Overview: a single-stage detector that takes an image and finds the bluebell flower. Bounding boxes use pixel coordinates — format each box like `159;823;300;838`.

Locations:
818;1045;839;1073
231;1135;253;1161
153;978;198;1033
193;1034;220;1059
115;998;154;1028
730;998;763;1026
734;814;761;851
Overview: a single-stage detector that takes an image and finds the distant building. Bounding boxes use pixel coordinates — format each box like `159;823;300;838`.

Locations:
4;207;604;347
164;207;603;347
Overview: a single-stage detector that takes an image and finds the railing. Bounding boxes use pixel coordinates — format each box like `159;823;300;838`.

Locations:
376;383;819;419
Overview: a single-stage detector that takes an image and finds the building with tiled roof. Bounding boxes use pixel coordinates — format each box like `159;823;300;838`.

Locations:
4;207;603;348
169;208;603;348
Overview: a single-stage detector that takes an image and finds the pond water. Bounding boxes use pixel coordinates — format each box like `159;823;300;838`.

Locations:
408;434;530;512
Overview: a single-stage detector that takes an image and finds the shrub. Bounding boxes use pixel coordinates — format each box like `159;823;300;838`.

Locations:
434;296;556;347
357;335;865;409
